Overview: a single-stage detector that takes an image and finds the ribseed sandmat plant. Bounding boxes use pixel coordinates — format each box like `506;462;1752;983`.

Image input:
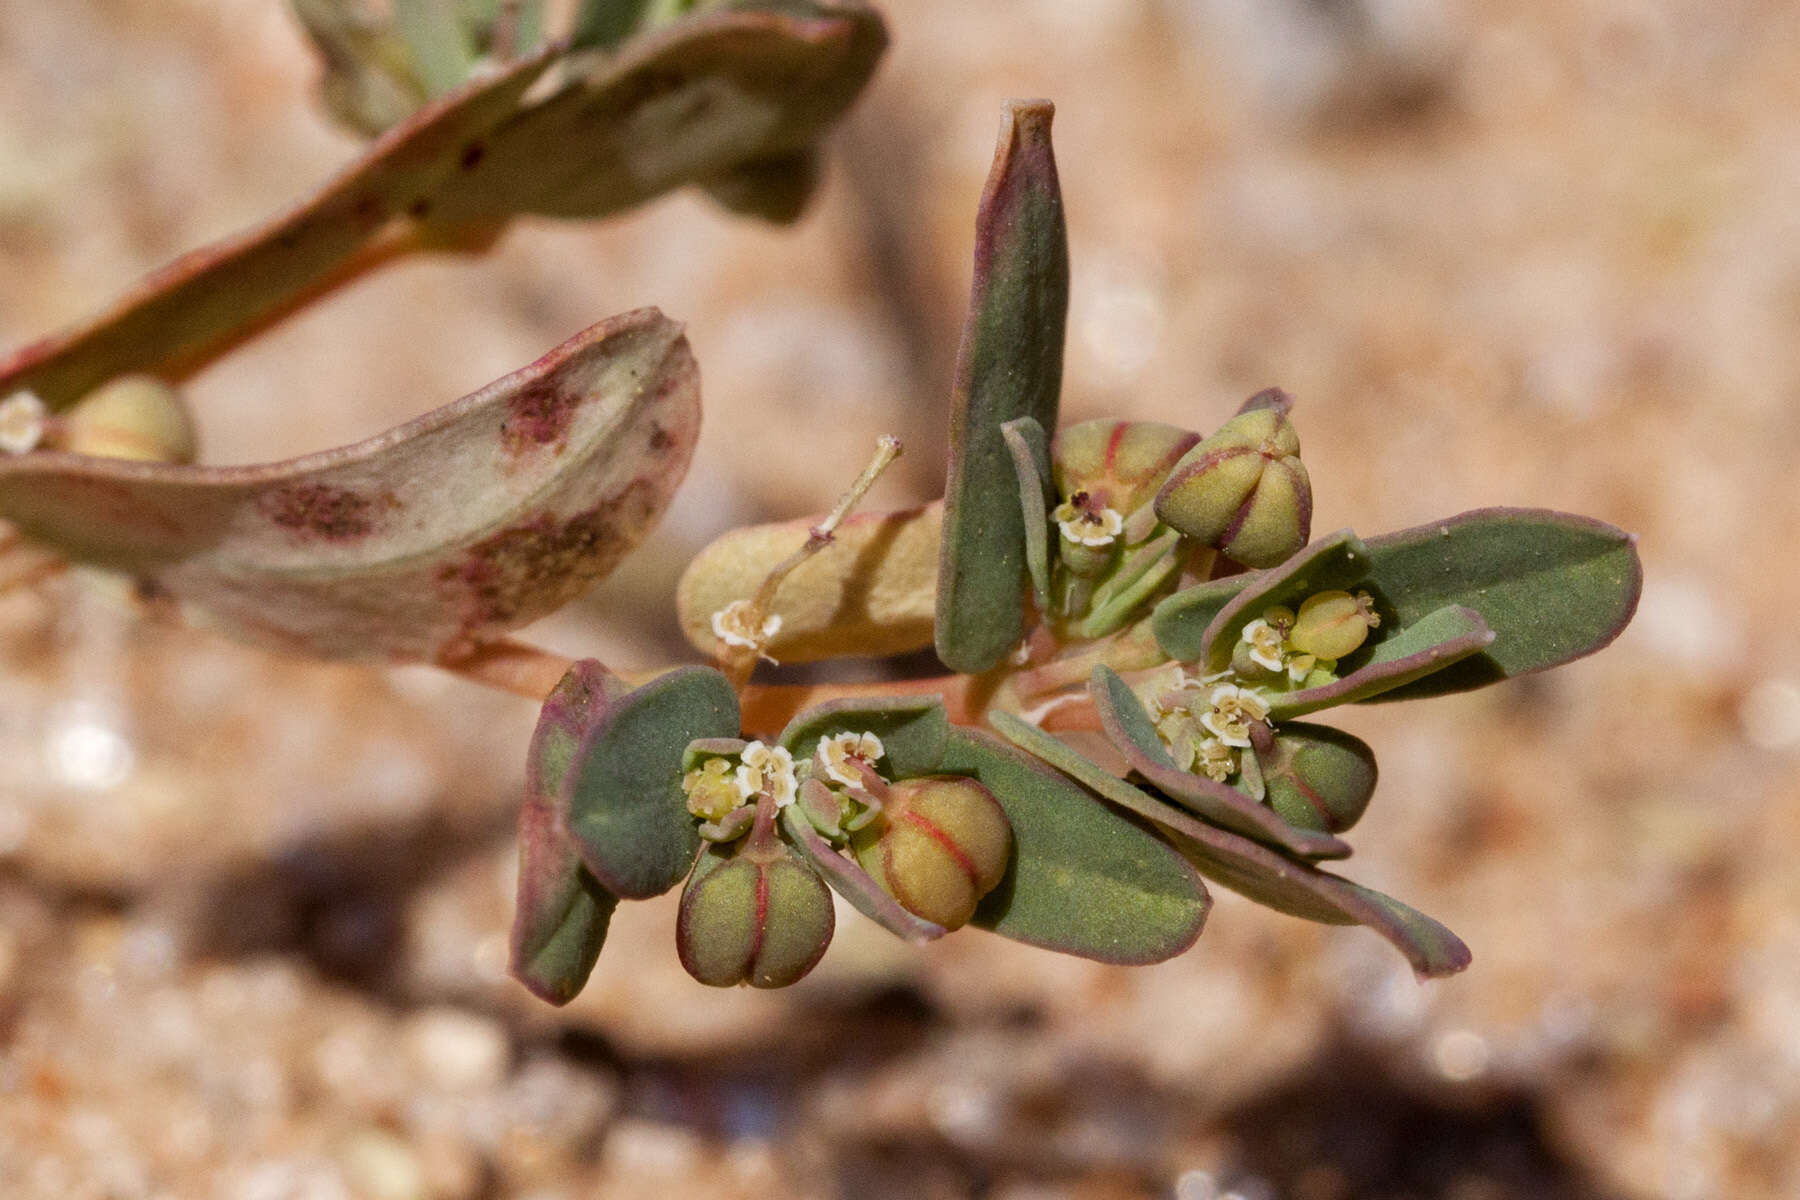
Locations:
0;3;1641;1005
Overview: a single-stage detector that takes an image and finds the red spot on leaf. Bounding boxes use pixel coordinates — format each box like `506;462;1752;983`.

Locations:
502;381;580;455
437;479;660;638
260;484;388;541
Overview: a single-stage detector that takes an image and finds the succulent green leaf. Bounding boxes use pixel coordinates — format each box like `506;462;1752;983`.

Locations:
1259;722;1377;835
290;0;433;136
396;0;480;95
1150;575;1244;663
563;666;740;899
935;99;1069;673
0;311;696;661
572;0;657;47
2;3;885;406
1265;604;1495;719
944;727;1209;965
1000;417;1053;611
510;660;627;1004
777;695;950;780
990;713;1466;979
1088;666;1352;860
1358;508;1643;700
1199;530;1372;673
676;502;941;663
780;807;948;944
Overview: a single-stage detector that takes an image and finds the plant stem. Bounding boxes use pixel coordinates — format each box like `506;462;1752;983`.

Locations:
438;637;1103;733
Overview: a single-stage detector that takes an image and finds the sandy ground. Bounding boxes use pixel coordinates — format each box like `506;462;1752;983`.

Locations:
3;1;1800;1197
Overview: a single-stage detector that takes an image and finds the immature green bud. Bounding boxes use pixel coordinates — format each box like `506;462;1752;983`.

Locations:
851;776;1011;930
1290;590;1380;661
1154;396;1310;567
59;376;198;463
676;843;835;988
1052;419;1200;519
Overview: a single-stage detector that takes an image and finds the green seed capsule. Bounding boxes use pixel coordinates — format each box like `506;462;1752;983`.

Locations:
851;776;1011;930
1290;590;1379;661
676;841;835;988
1154;400;1311;567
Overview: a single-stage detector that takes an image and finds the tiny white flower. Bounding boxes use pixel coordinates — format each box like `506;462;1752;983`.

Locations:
1051;498;1124;548
711;601;782;655
1200;683;1271;748
819;730;886;788
1195;738;1237;783
0;391;47;455
1286;652;1318;684
1240;617;1287;673
737;741;798;808
683;757;749;821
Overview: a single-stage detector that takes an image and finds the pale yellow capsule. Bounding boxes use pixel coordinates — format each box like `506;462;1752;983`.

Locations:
60;376;198;463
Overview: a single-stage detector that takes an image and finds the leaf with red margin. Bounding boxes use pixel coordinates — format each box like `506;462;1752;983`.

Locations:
935;99;1069;673
510;659;628;1005
0;309;697;661
991;713;1469;979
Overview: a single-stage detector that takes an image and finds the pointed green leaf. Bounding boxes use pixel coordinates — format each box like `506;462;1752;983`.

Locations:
944;726;1209;965
290;0;433;136
990;713;1467;979
1088;666;1352;860
396;0;479;95
1000;417;1053;611
562;666;738;899
1199;530;1371;673
1259;722;1377;835
3;4;885;405
777;695;949;779
780;807;947;944
572;0;657;48
1359;508;1643;700
936;99;1069;672
510;660;628;1005
1265;605;1495;718
0;311;696;661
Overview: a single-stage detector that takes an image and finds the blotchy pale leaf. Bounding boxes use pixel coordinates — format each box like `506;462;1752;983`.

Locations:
512;660;629;1005
935;100;1069;673
946;727;1210;966
0;3;885;407
676;503;941;663
0;310;698;661
423;2;888;224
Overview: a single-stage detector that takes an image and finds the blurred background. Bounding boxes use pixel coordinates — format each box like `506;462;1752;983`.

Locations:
2;1;1797;1196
